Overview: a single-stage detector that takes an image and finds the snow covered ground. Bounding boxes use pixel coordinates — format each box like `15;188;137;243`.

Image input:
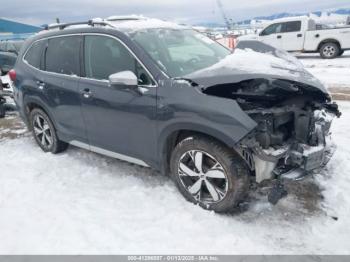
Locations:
297;51;350;89
0;102;350;254
0;44;349;255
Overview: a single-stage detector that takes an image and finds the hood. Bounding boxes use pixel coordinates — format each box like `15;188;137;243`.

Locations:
184;40;328;96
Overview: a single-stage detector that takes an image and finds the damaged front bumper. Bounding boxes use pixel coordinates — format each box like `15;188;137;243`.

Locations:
239;108;337;183
253;134;335;183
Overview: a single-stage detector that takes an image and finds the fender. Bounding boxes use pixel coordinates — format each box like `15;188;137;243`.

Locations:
156;81;258;171
317;38;341;50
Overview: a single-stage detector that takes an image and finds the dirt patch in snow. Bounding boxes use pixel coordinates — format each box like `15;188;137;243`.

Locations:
0;113;28;141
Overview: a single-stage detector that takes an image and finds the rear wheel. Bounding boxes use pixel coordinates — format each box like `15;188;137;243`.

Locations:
320;42;340;59
170;136;250;213
29;108;68;153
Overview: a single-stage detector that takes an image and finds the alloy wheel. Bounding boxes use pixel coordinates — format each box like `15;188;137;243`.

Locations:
178;150;228;204
33;115;53;148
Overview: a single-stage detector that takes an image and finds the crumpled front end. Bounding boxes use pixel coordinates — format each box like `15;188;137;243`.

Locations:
186;40;341;184
241;107;338;183
201;77;341;183
235;98;340;183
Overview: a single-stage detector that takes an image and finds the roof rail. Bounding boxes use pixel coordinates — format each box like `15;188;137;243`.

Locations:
44;18;115;31
106;15;145;22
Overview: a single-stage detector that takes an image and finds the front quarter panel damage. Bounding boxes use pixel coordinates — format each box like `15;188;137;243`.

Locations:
156;79;257;160
198;76;340;183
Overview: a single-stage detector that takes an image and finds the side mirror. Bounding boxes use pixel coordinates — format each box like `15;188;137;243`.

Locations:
108;71;138;87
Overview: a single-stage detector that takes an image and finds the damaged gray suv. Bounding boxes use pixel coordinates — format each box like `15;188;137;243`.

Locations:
12;17;340;213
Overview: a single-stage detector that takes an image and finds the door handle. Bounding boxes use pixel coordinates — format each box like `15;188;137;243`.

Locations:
36;81;46;90
277;35;282;39
297;34;303;37
82;88;92;99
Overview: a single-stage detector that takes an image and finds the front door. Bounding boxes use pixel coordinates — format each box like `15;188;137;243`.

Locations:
259;22;283;50
79;35;158;165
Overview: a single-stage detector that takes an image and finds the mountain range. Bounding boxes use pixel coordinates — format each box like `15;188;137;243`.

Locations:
196;8;350;27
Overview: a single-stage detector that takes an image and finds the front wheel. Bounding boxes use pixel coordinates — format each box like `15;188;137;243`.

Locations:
29;108;68;153
170;136;250;213
320;42;340;59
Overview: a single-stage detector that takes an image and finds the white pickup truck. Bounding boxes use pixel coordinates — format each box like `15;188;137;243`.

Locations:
239;16;350;59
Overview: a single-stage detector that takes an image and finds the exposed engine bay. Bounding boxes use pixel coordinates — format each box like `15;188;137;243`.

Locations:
203;78;341;183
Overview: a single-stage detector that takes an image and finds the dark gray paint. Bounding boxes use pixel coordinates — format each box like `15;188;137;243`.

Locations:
13;28;330;172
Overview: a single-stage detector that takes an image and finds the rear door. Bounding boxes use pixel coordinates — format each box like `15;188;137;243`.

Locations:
79;34;158;165
39;35;87;143
259;23;283;49
280;21;304;51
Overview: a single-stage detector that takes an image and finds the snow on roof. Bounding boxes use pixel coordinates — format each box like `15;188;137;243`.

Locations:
267;15;309;24
38;16;188;35
108;16;187;31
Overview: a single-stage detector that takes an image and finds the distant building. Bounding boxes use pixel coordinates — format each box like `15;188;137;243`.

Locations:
0;18;41;40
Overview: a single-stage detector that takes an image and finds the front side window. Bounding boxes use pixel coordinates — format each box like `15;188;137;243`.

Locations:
130;29;230;77
24;40;46;69
281;21;302;33
45;36;80;76
84;35;153;85
261;23;282;36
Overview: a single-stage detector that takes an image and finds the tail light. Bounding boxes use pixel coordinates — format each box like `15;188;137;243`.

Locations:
9;69;16;82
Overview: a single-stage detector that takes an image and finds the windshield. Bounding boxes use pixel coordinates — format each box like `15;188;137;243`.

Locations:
130;29;231;77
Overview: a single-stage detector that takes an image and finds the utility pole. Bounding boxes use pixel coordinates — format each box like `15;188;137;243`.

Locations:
216;0;231;30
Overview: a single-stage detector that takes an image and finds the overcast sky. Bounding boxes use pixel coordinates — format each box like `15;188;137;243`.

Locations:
1;0;350;26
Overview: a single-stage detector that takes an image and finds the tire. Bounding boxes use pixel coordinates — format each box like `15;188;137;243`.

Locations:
29;108;68;153
170;136;250;213
320;42;340;59
0;104;5;118
338;50;344;57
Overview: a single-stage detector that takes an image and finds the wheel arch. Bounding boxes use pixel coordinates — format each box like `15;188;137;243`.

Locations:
158;124;242;175
318;39;341;51
23;96;57;130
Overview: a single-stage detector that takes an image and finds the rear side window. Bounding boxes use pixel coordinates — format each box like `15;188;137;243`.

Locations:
281;21;301;33
24;40;46;69
45;36;80;76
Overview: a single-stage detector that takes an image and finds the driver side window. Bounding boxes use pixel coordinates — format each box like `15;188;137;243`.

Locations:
261;23;282;36
84;35;154;86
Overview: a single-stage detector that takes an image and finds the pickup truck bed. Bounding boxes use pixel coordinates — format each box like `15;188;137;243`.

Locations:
239;16;350;59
